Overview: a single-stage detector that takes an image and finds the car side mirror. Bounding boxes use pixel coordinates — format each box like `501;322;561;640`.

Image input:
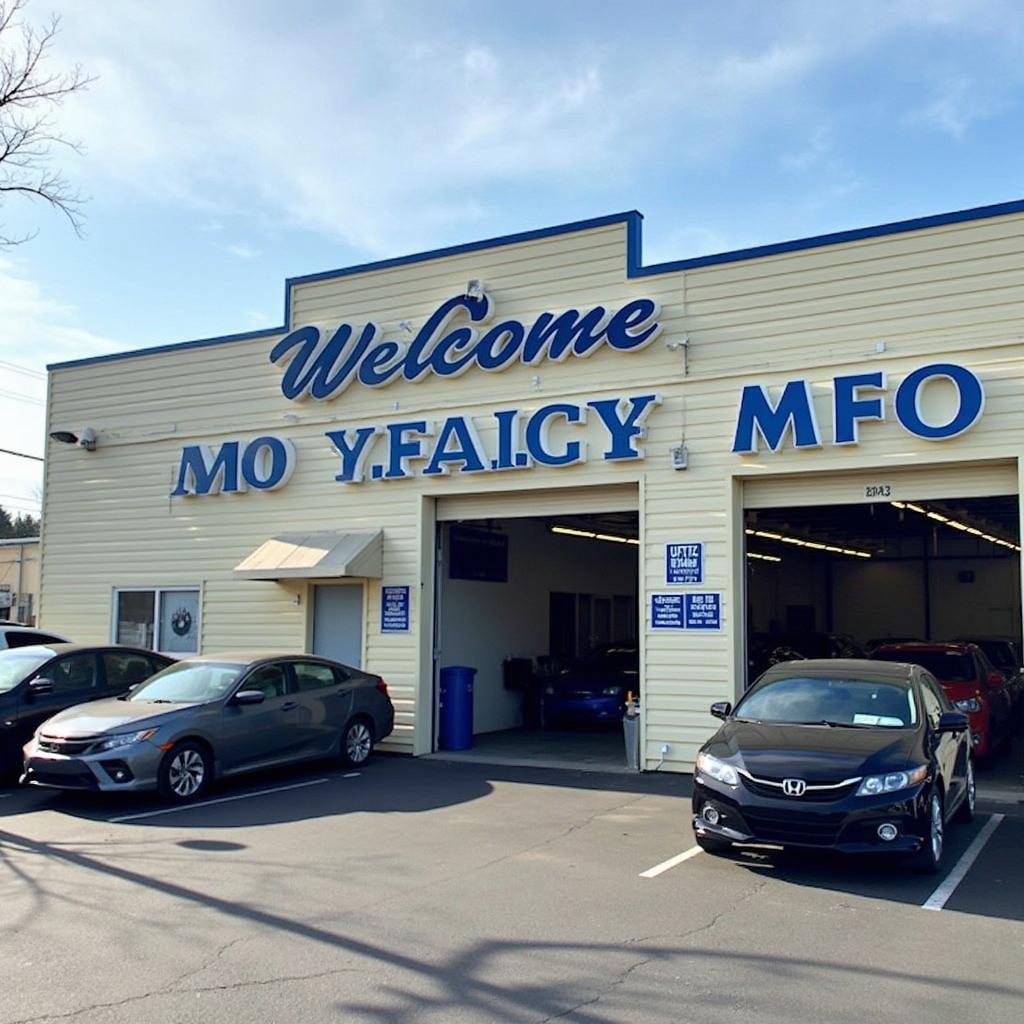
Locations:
936;711;969;734
27;678;55;698
987;671;1006;688
232;690;266;706
710;701;732;720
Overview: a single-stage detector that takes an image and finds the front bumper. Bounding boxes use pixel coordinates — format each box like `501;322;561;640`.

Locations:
543;695;623;722
691;775;930;855
21;737;165;793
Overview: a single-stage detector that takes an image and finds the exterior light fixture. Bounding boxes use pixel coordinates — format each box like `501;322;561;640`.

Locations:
49;427;97;451
465;279;484;299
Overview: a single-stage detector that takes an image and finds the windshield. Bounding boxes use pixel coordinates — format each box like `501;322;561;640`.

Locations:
971;641;1016;671
576;646;638;671
129;661;244;704
734;675;918;727
0;652;51;694
873;649;974;682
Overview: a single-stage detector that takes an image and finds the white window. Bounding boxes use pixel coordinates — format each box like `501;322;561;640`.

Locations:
114;587;201;654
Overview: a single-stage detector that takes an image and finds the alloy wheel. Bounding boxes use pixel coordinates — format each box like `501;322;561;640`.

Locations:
168;749;206;797
930;793;944;863
345;722;372;764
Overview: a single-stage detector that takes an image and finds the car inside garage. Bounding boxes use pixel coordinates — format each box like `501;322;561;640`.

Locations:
433;511;639;769
744;483;1022;764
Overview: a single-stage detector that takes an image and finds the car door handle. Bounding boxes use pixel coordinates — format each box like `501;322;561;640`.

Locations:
281;701;299;711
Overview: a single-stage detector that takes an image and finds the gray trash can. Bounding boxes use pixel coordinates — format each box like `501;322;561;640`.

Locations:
623;709;640;770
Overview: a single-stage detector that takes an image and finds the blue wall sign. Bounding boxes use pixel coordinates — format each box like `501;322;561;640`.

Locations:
381;586;411;633
651;592;722;630
684;593;721;630
732;363;985;453
651;593;685;630
666;543;704;585
271;292;662;403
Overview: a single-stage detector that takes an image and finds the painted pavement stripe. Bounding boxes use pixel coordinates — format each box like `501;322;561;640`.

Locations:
922;813;1005;911
640;845;704;878
106;776;334;823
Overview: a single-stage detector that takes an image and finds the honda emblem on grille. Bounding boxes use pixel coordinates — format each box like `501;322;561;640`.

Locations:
782;778;807;797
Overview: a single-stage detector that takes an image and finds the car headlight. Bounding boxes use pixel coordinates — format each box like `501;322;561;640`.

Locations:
856;765;927;796
695;752;739;788
94;728;158;752
954;698;982;713
602;687;622;696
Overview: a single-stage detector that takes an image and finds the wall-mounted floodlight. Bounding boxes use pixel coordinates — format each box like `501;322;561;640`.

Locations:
465;279;484;299
49;427;97;451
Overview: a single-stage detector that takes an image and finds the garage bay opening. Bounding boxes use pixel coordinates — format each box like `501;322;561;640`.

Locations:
745;489;1023;769
433;510;639;770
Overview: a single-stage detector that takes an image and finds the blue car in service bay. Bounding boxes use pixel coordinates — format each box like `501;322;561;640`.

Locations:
692;659;974;873
541;644;639;726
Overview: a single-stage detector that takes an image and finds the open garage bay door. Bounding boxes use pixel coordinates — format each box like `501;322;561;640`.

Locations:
743;460;1023;775
436;483;638;522
744;460;1017;510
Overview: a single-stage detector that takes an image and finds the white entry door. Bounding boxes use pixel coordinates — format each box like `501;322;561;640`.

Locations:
312;584;363;668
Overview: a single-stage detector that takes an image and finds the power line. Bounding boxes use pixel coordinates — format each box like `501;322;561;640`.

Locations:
0;447;43;462
0;359;45;379
0;491;40;507
0;390;44;406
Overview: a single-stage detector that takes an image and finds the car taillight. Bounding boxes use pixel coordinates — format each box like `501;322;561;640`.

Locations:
376;679;389;697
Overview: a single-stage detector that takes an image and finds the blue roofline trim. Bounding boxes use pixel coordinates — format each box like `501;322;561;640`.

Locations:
48;197;1024;371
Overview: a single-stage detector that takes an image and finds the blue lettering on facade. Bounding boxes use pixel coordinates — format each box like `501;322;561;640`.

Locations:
172;437;295;496
732;380;821;453
270;292;662;402
894;363;985;441
734;363;984;453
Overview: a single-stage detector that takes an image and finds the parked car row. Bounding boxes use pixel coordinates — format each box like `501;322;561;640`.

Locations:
749;630;1023;767
0;642;394;802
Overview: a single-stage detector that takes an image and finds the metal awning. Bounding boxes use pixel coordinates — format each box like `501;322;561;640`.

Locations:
234;530;382;580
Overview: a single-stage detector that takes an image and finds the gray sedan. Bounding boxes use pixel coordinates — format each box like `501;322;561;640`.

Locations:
21;653;394;801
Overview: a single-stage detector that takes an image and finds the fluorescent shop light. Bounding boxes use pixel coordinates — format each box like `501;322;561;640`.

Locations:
550;526;640;546
889;501;1021;552
744;526;871;558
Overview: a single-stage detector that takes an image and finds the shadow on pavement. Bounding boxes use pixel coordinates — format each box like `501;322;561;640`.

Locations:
2;823;1023;1023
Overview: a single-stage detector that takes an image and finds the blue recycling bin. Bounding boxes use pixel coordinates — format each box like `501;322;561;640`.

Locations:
439;665;476;751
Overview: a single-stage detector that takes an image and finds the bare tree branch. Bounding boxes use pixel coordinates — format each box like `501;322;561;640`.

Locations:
0;0;93;246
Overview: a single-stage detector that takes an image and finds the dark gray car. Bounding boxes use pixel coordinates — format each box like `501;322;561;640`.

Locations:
22;652;395;801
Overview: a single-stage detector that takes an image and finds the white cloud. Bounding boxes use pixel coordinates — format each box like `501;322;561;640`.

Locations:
223;243;259;260
32;0;1024;261
0;258;126;505
41;2;848;255
909;76;999;138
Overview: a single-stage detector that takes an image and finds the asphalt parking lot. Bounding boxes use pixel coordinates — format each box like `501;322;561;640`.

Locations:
2;755;1023;1024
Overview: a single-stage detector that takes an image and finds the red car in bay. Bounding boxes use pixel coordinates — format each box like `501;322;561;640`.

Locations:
871;642;1013;764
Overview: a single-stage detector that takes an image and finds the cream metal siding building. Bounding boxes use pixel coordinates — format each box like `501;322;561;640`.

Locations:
0;537;40;624
41;201;1024;770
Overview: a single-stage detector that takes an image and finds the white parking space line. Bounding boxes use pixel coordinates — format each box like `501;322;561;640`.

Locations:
106;777;334;824
640;845;704;878
922;813;1005;911
343;772;361;778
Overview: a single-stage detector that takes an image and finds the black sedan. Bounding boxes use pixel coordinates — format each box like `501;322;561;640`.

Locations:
692;659;974;873
0;644;173;779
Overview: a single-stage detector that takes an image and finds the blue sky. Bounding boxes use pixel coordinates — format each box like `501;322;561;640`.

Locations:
3;0;1024;512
